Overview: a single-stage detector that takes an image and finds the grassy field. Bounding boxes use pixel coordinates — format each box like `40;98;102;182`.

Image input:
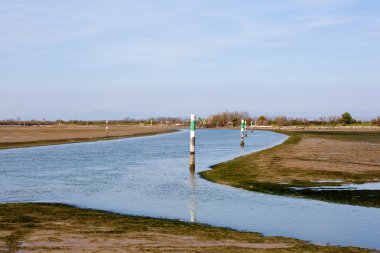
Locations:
0;125;176;150
200;130;380;207
0;203;374;253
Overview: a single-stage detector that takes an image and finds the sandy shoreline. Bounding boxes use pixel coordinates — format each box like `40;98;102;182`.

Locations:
0;125;177;150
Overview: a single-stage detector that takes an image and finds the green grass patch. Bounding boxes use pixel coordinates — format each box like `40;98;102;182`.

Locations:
0;203;375;252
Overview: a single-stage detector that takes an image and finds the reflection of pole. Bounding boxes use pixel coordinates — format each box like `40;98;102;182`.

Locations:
106;120;109;137
190;114;196;171
240;119;245;146
188;170;197;223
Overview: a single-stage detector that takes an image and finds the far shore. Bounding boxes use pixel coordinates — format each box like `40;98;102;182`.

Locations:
0;125;178;150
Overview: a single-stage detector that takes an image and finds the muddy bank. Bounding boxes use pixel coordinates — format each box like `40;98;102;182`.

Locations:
200;130;380;207
0;203;372;252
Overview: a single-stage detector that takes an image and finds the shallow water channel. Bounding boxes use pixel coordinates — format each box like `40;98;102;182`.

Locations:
1;129;380;249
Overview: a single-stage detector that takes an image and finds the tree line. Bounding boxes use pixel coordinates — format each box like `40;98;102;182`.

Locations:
202;111;380;127
0;117;184;126
1;113;379;127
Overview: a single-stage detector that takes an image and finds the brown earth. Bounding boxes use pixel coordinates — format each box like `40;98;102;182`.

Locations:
0;125;176;149
253;135;380;184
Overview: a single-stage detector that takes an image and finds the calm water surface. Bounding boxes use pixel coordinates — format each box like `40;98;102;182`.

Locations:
1;129;379;249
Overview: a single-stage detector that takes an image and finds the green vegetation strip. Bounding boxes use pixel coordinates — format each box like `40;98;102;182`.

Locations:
200;130;380;208
0;203;374;252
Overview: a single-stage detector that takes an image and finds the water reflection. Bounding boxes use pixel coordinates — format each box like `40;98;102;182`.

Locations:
189;153;195;172
188;170;197;223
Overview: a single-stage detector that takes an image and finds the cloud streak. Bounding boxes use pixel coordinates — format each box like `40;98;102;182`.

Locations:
0;0;379;119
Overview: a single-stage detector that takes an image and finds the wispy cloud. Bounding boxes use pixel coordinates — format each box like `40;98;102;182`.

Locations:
0;0;364;66
0;0;379;119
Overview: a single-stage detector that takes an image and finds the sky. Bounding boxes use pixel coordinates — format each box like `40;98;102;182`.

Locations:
0;0;379;120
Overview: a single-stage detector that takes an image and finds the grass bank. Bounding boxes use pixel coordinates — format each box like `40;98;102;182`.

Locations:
0;203;374;252
200;130;380;207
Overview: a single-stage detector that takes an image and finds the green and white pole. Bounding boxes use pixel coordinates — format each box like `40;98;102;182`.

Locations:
240;119;245;146
190;114;196;154
190;114;196;171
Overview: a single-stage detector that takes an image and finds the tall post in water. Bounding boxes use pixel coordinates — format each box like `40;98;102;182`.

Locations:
250;120;253;133
189;114;196;171
244;120;248;137
240;119;245;146
106;120;109;137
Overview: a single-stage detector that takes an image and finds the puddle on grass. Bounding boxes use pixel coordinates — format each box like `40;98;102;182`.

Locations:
291;182;380;191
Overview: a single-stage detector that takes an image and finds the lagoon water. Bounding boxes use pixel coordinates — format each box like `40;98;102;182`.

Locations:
1;129;380;249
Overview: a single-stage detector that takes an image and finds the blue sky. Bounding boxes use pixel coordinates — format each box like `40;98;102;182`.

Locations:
0;0;379;120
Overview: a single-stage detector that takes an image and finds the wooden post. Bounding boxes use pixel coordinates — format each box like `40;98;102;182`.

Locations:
244;120;248;137
240;119;245;146
189;114;196;171
106;120;109;137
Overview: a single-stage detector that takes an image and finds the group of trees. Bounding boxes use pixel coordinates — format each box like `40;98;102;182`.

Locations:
0;119;56;126
201;111;378;127
371;117;380;126
201;111;250;127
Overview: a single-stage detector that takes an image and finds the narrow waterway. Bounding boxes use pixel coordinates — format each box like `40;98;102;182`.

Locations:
1;129;379;249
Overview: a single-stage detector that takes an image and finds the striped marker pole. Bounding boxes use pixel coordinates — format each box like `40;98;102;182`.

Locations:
240;119;245;146
189;114;196;171
106;120;109;137
244;120;248;137
250;120;253;133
